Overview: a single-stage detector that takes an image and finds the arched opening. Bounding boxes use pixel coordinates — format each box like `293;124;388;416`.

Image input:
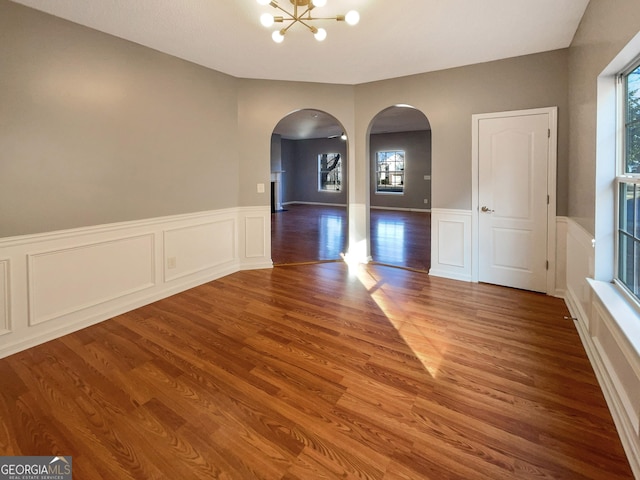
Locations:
270;109;349;265
368;105;432;271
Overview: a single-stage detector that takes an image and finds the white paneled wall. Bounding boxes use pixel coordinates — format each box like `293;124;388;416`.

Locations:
0;259;9;336
564;217;640;478
164;219;236;283
554;217;568;297
565;219;596;326
0;207;271;359
28;234;156;326
429;208;472;282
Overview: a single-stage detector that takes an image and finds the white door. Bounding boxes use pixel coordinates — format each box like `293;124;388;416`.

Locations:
478;112;550;292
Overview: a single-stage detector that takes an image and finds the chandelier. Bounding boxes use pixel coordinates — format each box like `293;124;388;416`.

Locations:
256;0;360;43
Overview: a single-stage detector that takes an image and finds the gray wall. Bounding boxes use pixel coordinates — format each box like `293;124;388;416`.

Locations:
3;0;572;241
0;0;238;237
354;49;569;213
270;134;282;173
568;0;640;235
236;79;356;210
369;130;431;210
281;137;348;205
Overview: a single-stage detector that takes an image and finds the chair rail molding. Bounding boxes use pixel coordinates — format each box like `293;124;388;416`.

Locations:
0;206;272;359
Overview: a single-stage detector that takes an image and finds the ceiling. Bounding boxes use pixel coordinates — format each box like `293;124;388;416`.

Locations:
11;0;589;139
12;0;590;86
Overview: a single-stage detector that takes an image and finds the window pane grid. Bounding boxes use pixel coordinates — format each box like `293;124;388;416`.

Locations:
318;153;341;192
617;63;640;303
626;67;640;173
376;150;405;194
618;181;640;297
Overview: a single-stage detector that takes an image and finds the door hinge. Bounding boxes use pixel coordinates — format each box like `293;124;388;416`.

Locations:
547;195;550;205
546;260;549;270
548;128;551;138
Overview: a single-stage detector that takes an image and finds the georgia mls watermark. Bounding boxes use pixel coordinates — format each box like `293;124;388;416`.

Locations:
0;456;72;480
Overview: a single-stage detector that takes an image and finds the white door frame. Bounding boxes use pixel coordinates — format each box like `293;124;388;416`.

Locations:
471;107;558;294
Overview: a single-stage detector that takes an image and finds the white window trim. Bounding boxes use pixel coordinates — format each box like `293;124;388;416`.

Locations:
613;59;640;311
595;30;640;322
375;150;406;195
317;153;342;193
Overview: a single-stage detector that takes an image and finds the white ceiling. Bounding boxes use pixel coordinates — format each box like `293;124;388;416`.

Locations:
12;0;589;86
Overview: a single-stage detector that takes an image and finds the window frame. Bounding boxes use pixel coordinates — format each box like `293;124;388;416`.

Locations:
375;150;406;195
317;153;342;193
614;60;640;307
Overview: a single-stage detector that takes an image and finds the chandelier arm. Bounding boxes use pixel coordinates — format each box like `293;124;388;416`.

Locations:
304;16;344;21
298;5;313;20
258;0;358;38
280;21;297;34
293;2;313;21
296;17;322;33
268;2;295;20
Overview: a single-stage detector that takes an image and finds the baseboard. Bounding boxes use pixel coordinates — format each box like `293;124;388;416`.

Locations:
0;261;239;359
0;206;271;359
563;217;640;478
370;206;431;213
565;284;640;479
283;201;347;207
428;268;472;283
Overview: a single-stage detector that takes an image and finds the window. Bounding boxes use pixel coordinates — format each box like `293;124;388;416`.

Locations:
376;150;405;194
617;62;640;302
318;153;341;192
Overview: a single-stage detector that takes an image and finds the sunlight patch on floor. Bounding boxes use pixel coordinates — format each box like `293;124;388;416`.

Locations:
355;266;448;379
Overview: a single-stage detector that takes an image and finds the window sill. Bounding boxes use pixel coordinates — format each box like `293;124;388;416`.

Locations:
587;278;640;358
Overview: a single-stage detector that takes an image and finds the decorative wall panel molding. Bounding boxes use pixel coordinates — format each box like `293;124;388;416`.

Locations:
565;218;595;328
591;298;640;434
164;219;236;282
0;259;10;336
27;234;156;326
429;209;472;282
563;217;640;477
554;217;568;298
0;206;271;359
245;215;267;259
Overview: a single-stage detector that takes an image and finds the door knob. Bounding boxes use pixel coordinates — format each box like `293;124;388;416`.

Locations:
481;206;494;212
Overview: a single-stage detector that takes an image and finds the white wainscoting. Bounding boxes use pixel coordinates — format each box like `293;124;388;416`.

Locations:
0;259;10;336
164;219;235;283
0;206;272;359
429;208;472;282
563;217;640;477
554;217;568;298
565;219;595;330
27;233;156;326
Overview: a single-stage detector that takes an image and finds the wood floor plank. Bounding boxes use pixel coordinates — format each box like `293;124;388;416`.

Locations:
0;262;633;479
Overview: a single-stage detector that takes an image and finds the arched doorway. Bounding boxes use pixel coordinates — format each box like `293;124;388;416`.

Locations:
270;109;349;265
368;105;432;271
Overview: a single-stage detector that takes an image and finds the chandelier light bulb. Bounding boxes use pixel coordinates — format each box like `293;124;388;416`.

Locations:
260;13;274;27
345;10;360;26
257;0;360;41
314;27;327;41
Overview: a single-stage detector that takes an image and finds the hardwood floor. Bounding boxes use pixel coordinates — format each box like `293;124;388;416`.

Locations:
0;263;633;479
271;204;348;265
370;208;430;271
272;204;430;271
